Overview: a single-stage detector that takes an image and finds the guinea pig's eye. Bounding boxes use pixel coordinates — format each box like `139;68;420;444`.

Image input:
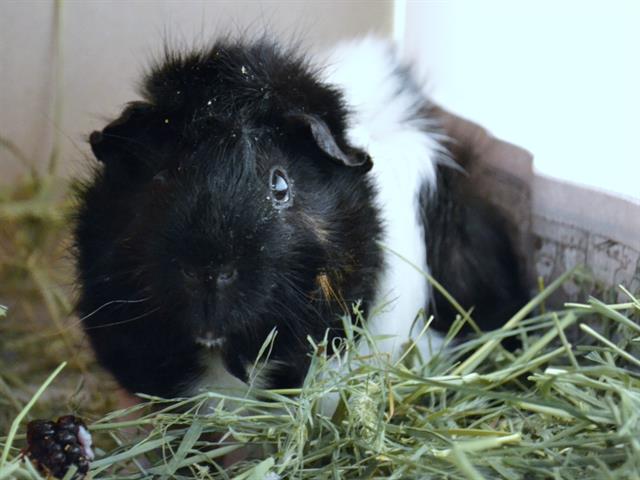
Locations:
269;167;291;206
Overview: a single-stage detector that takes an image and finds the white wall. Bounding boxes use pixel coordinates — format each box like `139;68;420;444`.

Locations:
4;0;637;203
400;0;640;202
0;0;392;180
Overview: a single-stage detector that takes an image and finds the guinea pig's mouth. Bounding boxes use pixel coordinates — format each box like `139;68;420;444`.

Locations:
195;332;226;349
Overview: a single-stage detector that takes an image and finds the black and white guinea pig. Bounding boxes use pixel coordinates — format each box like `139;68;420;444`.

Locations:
74;37;527;398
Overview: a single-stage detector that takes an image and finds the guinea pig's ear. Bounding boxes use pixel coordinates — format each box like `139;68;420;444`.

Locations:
286;113;373;172
89;101;159;176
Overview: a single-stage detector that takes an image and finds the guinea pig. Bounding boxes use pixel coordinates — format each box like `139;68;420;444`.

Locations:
73;36;528;399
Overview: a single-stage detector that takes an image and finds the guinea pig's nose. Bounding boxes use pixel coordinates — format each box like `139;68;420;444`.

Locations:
216;264;238;288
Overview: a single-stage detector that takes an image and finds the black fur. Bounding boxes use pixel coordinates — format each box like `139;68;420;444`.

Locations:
74;39;383;397
422;160;529;342
390;64;529;342
74;38;528;398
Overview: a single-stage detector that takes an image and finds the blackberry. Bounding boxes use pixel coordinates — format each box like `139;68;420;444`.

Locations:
26;415;94;479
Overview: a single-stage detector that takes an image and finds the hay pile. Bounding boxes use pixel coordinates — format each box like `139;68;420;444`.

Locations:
1;275;639;479
0;157;638;479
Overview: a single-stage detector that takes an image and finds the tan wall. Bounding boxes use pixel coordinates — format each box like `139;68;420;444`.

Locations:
0;0;392;180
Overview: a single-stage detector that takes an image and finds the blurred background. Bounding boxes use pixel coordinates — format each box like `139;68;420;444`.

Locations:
402;0;640;202
1;0;638;200
0;0;638;428
0;0;392;181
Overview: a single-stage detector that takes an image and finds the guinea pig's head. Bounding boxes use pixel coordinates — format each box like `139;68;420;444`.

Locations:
77;41;383;390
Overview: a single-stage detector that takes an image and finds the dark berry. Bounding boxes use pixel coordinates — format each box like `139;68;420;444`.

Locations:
26;420;55;443
65;445;82;462
50;451;66;464
26;415;93;479
48;441;63;454
77;458;90;474
56;430;76;445
57;416;78;430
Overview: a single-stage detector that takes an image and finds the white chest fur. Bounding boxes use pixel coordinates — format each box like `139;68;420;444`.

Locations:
321;37;445;361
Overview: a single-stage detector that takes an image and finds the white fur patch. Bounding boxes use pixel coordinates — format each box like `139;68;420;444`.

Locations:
190;351;287;405
320;37;445;362
189;350;247;399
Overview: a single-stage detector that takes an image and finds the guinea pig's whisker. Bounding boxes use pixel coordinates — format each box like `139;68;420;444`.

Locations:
282;277;312;309
268;279;325;349
82;306;161;331
47;296;154;335
77;297;151;323
276;274;323;320
14;297;150;349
